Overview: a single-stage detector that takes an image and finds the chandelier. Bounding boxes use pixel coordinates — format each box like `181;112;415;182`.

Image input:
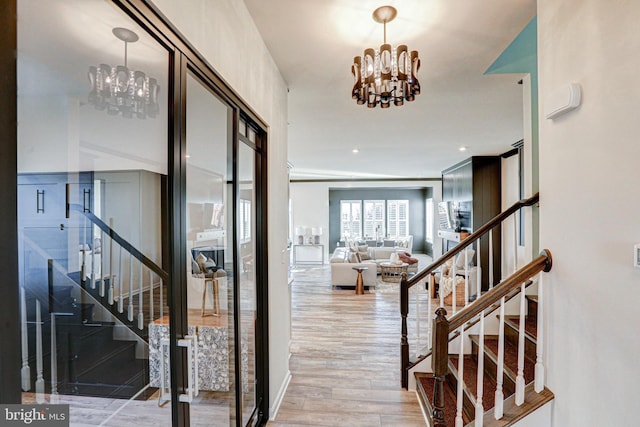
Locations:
88;28;160;119
352;6;420;108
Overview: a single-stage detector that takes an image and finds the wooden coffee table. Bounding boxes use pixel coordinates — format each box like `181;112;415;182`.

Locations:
379;262;409;282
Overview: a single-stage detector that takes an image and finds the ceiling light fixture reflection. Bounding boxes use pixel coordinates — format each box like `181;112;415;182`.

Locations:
351;6;420;108
88;27;160;119
352;148;360;153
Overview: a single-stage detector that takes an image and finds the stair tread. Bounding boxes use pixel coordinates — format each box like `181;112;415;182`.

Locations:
476;335;535;385
525;295;538;303
449;354;498;411
504;315;537;340
416;373;464;426
68;270;165;341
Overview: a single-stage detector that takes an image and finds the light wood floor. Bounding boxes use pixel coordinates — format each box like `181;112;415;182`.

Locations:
268;261;429;427
21;261;435;426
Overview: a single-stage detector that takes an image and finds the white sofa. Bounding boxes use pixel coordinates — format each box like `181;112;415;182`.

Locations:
329;247;377;288
329;238;418;288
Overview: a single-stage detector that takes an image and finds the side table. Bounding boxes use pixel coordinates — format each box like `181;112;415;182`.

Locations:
352;266;368;295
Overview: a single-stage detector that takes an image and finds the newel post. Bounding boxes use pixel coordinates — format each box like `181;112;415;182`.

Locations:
400;273;409;389
432;307;449;427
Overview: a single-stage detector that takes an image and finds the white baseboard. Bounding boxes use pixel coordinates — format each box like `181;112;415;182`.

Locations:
269;369;292;420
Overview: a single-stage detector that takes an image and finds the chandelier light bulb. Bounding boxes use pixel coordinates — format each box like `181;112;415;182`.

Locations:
351;6;420;108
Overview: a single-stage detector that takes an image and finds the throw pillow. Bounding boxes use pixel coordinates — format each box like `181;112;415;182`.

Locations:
398;252;418;265
191;259;201;274
196;253;207;266
356;245;371;260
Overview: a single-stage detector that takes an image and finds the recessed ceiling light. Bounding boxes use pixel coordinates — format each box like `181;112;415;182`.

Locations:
352;148;359;153
459;146;467;152
185;154;191;158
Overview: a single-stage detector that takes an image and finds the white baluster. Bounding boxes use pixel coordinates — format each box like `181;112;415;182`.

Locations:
476;239;481;299
108;219;114;304
513;213;518;273
489;231;494;290
90;226;96;289
455;325;465;427
50;312;58;397
149;270;154;322
128;253;134;322
475;310;485;426
118;246;124;313
138;261;144;330
515;283;526;405
494;297;505;419
81;216;87;282
439;269;444;308
535;273;545;392
35;300;44;402
20;287;31;391
452;259;457;313
415;282;420;348
159;278;164;320
464;248;469;307
427;274;433;348
99;230;105;297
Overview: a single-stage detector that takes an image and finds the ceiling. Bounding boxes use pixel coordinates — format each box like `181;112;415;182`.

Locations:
244;0;536;179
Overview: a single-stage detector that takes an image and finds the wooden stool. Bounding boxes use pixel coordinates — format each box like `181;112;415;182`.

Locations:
202;277;220;316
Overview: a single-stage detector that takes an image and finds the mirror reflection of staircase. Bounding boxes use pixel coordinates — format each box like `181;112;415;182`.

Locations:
24;279;160;399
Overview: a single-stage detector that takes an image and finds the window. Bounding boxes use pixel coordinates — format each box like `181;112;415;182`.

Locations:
363;200;385;239
240;198;251;242
387;200;409;238
340;200;362;240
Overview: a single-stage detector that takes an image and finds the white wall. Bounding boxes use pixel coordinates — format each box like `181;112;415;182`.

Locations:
290;180;442;259
538;1;640;425
151;0;290;417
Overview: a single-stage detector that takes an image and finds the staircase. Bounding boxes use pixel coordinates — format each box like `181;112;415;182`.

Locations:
400;193;556;426
24;283;150;399
414;295;553;426
20;206;169;400
68;272;169;341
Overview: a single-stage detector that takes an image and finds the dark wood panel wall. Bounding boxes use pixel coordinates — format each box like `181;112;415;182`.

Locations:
442;156;501;290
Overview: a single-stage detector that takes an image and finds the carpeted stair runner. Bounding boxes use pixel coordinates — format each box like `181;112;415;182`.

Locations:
416;295;539;424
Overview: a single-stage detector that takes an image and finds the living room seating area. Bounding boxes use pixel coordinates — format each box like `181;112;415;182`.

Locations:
329;236;419;288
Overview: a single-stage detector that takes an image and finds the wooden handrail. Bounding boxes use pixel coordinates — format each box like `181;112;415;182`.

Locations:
69;203;169;281
404;192;539;290
449;250;552;331
400;192;539;389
